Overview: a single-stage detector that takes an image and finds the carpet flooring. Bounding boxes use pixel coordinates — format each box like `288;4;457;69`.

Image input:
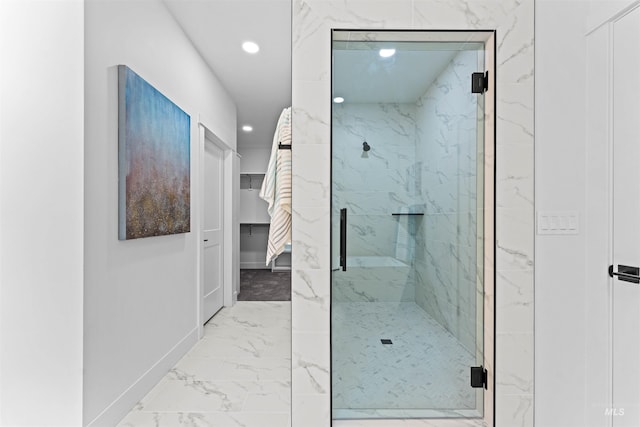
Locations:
239;269;291;301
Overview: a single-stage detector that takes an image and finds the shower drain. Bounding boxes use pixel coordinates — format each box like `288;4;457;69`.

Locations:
380;339;393;345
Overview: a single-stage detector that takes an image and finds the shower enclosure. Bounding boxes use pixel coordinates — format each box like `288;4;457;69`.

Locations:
331;30;495;423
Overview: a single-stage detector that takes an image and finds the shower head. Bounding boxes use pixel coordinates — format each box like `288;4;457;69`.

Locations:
362;141;371;152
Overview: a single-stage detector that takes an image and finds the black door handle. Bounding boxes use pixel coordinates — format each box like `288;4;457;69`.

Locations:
609;264;640;284
340;208;347;271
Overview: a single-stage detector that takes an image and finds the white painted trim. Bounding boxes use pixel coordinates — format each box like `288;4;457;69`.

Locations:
198;121;236;323
585;0;640;35
584;21;614;426
223;147;236;307
232;154;241;299
606;21;614;426
86;328;198;427
197;124;205;338
198;113;238;154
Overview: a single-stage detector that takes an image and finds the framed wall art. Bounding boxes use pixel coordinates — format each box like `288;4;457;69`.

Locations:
118;65;191;240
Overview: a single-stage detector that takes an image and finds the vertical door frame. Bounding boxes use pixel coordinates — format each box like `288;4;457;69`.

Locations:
607;17;615;425
329;29;496;426
585;2;640;424
585;16;614;427
483;31;496;427
197;117;236;338
610;4;640;424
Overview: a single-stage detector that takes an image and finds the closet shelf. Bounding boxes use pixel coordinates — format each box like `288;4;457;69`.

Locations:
240;173;265;190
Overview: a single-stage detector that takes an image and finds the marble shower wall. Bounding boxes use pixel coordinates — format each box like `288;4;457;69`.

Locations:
292;1;534;426
332;103;419;303
414;49;480;354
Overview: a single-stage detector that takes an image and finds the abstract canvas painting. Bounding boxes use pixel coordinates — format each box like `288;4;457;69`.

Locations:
118;65;190;240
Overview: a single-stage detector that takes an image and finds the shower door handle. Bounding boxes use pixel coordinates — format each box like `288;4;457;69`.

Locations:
340;208;347;271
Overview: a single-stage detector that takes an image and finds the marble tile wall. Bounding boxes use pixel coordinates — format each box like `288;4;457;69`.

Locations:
331;262;416;303
292;1;534;426
414;49;480;354
332;103;418;302
332;103;418;254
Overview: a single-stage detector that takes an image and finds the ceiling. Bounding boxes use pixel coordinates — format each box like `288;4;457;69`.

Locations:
163;1;476;148
163;0;292;150
333;48;459;104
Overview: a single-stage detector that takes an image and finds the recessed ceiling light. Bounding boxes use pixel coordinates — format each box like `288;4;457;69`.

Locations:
379;48;396;58
242;41;260;54
242;125;253;132
333;97;345;104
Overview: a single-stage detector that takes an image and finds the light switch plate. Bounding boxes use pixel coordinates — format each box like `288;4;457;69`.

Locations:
537;211;579;235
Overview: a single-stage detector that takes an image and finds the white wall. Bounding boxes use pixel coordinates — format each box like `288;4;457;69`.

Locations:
240;224;270;269
84;0;236;425
535;2;589;426
0;1;84;425
587;0;638;28
535;1;640;426
239;147;270;174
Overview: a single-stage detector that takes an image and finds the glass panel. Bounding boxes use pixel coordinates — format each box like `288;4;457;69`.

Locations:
331;30;490;420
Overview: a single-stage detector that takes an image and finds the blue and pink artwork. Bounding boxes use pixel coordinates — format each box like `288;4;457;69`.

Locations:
118;65;190;240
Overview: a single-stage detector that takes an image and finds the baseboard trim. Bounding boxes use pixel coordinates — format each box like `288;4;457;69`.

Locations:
86;328;199;427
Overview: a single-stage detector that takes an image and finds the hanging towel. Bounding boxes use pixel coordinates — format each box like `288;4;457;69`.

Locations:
260;107;292;265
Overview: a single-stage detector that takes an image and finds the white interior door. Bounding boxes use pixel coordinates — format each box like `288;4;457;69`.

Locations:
203;137;224;323
611;6;640;424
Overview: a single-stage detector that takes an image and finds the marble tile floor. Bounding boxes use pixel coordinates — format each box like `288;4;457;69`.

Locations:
332;302;477;419
117;301;291;427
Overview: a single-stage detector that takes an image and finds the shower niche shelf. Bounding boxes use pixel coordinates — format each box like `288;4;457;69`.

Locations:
391;213;424;216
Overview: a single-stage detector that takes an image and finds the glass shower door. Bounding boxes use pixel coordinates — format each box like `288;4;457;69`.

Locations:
330;30;494;422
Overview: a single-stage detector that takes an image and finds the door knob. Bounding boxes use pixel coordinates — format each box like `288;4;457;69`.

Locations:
608;264;640;284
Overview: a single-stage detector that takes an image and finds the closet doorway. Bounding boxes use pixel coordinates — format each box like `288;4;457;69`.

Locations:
238;147;292;302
